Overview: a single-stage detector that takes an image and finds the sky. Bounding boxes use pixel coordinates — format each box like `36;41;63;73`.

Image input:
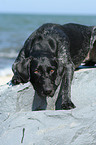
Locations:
0;0;96;15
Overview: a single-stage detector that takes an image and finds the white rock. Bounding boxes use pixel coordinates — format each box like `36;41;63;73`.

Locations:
0;68;96;145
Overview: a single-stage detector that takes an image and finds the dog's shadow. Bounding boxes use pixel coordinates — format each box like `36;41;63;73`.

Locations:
32;92;47;111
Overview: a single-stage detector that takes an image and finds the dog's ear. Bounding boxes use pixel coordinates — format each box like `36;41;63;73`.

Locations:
16;57;32;83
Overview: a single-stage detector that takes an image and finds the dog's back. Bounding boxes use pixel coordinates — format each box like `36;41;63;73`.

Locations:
62;23;93;67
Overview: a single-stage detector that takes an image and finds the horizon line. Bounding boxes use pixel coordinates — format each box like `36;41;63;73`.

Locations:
0;12;96;16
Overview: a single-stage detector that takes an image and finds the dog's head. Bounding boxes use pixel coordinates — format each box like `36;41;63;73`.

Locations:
14;56;58;98
30;57;58;97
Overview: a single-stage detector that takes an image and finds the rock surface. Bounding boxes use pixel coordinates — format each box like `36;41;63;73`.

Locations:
0;68;96;145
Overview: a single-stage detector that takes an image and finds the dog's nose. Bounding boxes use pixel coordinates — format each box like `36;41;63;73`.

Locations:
44;89;52;95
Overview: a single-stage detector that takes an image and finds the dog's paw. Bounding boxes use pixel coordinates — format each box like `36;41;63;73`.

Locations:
11;76;22;85
61;100;76;110
11;79;20;85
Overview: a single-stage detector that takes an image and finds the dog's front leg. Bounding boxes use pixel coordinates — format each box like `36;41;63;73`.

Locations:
55;63;76;110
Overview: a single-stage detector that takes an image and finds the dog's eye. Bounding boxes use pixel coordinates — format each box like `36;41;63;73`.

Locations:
34;70;39;74
50;69;54;73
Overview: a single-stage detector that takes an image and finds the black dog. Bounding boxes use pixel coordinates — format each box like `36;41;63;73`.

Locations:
12;23;96;110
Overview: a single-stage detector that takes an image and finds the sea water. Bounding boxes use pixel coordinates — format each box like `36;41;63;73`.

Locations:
0;13;96;76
